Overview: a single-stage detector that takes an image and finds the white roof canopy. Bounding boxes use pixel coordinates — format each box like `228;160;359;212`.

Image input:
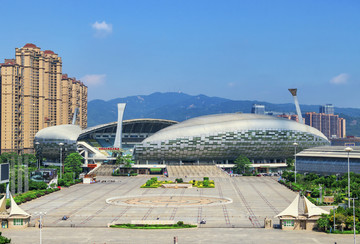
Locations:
9;195;30;218
276;194;329;218
0;196;6;213
304;197;329;217
276;194;299;218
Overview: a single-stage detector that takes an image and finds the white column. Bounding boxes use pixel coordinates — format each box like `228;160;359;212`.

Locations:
114;103;126;148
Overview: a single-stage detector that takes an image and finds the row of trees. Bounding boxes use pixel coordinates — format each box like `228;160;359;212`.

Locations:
281;171;360;203
0;151;84;191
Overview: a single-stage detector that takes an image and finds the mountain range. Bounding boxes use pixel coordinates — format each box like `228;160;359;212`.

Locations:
87;92;360;136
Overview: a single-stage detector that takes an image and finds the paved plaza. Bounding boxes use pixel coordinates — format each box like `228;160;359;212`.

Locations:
2;176;358;243
20;176;297;228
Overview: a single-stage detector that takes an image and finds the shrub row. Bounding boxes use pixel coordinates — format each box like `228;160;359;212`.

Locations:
4;188;60;207
112;171;138;176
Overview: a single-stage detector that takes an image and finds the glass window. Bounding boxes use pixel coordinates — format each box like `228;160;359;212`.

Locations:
282;220;294;227
13;219;23;225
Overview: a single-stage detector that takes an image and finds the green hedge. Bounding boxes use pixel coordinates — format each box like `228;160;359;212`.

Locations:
110;223;196;229
4;188;60;207
112;172;138;176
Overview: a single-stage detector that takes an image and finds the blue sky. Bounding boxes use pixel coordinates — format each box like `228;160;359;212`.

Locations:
1;0;359;107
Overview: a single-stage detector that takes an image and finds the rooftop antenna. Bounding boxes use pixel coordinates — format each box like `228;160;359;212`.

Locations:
114;103;126;148
288;88;304;124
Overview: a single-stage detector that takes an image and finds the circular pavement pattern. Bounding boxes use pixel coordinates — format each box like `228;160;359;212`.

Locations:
106;195;232;207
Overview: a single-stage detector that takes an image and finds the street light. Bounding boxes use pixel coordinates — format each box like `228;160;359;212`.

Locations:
345;147;353;208
333;206;336;232
35;142;40;169
59;143;64;179
34;211;46;244
293;142;298;184
350;198;357;244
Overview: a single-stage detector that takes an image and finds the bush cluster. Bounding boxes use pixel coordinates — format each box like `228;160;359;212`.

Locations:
29;180;48;191
0;232;10;244
317;206;360;232
58;173;81;187
189;177;215;188
140;178;173;188
175;178;183;183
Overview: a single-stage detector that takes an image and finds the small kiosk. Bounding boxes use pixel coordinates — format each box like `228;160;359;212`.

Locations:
0;195;31;229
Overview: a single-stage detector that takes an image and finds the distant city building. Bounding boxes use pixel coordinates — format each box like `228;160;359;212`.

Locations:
319;104;334;115
331;136;360;146
251;104;265;115
297;146;360;175
266;111;284;116
277;114;305;123
61;74;87;128
305;112;346;139
0;43;87;154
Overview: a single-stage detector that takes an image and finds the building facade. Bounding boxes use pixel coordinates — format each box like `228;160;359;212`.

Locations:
277;114;305;123
0;43;87;154
61;74;88;128
305;112;345;139
319;104;334;115
251;104;265;115
296;146;360;175
134;113;330;164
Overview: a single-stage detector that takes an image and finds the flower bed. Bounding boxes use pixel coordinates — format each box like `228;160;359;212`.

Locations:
140;177;215;188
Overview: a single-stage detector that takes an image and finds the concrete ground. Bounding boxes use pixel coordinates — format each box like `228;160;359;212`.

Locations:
20;176;296;228
2;176;357;243
3;226;356;244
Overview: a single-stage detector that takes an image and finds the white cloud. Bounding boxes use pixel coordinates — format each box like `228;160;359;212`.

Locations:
330;73;349;85
91;21;112;37
81;74;106;86
227;82;236;87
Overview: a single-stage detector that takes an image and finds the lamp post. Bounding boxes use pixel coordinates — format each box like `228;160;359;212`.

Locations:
349;198;357;244
353;198;356;244
293;142;298;184
59;143;64;179
333;205;336;232
35;142;40;169
34;211;46;244
345;147;353;208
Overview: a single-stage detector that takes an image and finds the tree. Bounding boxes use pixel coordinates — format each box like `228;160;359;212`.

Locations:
116;154;134;168
286;157;294;170
63;153;83;179
233;155;252;174
317;214;330;231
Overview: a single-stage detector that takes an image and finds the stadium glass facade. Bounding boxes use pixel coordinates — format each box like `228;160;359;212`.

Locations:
134;113;330;164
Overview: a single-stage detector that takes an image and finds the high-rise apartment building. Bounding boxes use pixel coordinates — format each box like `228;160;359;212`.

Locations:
61;74;88;127
0;43;87;154
277;114;305;123
251;104;265;114
319;104;334;115
305;112;346;139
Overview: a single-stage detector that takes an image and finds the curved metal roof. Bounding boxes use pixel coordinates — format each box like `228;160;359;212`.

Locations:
35;124;82;141
143;113;328;142
80;118;178;137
